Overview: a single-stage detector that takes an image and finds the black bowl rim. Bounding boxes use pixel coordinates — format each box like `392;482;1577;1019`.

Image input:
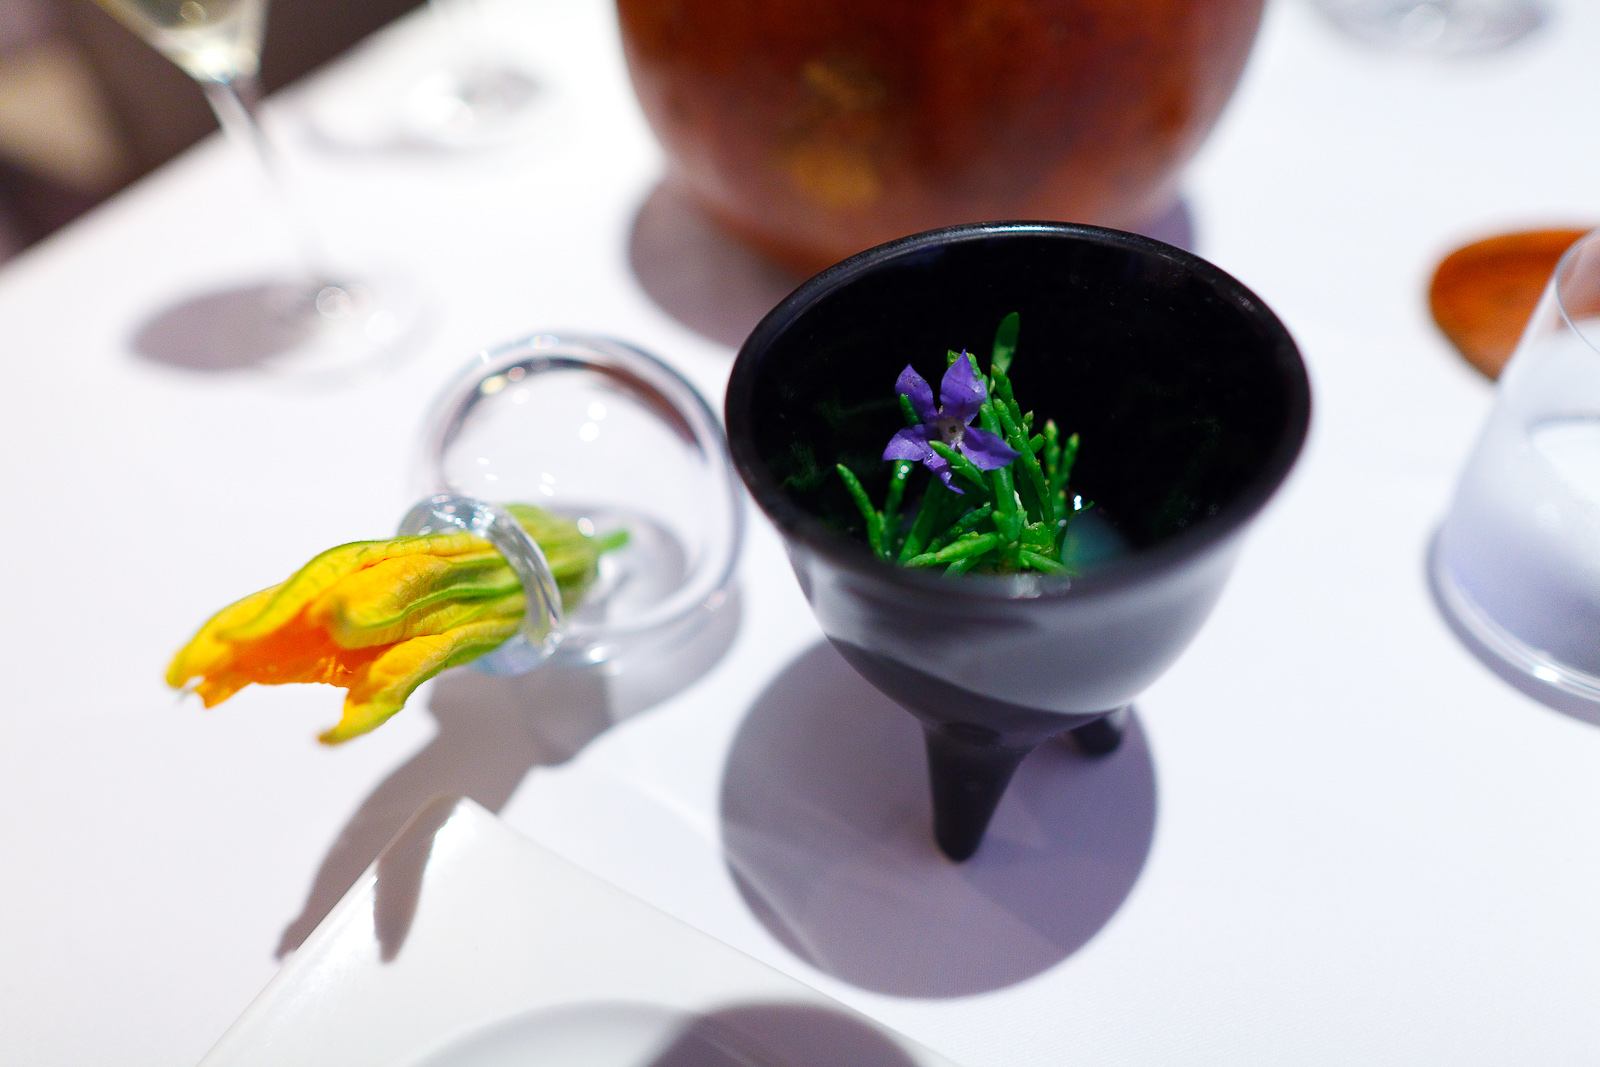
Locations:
725;220;1311;601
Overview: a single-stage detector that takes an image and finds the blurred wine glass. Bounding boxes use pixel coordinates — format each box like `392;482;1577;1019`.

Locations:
1311;0;1548;56
400;0;541;147
93;0;420;377
304;0;544;153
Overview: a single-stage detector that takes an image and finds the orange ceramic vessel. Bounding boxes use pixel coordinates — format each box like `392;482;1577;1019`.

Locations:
617;0;1265;274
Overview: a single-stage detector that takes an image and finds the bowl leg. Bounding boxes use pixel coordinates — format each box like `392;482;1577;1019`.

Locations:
1068;705;1131;757
922;725;1037;862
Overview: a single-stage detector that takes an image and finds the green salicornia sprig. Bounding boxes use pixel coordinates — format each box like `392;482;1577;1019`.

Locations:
906;532;1002;568
835;313;1086;575
924;503;994;555
880;458;914;558
899;478;961;562
990;311;1019;375
989;362;1053;529
927;440;997;500
836;463;886;560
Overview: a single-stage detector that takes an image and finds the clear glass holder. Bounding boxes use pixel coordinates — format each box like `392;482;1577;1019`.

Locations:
397;494;563;675
404;333;743;678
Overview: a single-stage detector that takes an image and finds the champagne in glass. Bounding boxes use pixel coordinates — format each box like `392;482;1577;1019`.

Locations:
93;0;420;377
94;0;266;82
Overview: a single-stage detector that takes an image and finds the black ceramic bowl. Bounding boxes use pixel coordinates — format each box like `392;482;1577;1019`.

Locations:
726;222;1310;860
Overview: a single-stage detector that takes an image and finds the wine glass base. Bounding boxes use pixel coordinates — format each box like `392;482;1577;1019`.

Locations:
132;273;424;381
1312;0;1547;55
131;272;424;380
1431;543;1600;705
247;273;425;381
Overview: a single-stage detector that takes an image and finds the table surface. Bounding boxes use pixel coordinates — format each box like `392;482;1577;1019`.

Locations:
5;1;1599;1064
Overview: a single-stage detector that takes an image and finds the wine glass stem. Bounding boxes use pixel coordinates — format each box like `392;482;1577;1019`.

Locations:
200;76;331;288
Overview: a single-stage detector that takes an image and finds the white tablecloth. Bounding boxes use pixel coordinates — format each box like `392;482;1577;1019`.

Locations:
4;1;1599;1063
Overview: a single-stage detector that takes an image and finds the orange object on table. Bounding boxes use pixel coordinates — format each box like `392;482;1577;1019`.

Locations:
1429;228;1591;379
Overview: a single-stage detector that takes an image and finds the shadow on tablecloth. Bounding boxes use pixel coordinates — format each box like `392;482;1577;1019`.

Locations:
131;283;317;371
276;585;742;959
626;179;1196;353
652;1002;922;1067
721;640;1157;997
404;997;925;1067
628;181;803;351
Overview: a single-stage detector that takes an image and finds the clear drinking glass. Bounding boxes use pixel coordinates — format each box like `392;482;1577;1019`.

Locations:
1436;228;1600;700
1311;0;1547;56
93;0;419;377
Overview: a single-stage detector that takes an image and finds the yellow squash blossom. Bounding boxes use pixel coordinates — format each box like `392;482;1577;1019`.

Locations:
167;505;623;744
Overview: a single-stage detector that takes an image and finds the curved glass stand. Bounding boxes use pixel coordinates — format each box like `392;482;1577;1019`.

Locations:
413;333;743;675
396;494;563;676
1310;0;1547;56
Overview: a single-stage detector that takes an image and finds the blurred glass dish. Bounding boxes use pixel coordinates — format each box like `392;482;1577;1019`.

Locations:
302;0;543;152
1435;228;1600;701
406;0;541;148
1310;0;1547;56
398;60;541;148
413;334;743;674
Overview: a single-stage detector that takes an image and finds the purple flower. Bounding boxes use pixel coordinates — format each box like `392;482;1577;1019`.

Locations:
883;355;1019;493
